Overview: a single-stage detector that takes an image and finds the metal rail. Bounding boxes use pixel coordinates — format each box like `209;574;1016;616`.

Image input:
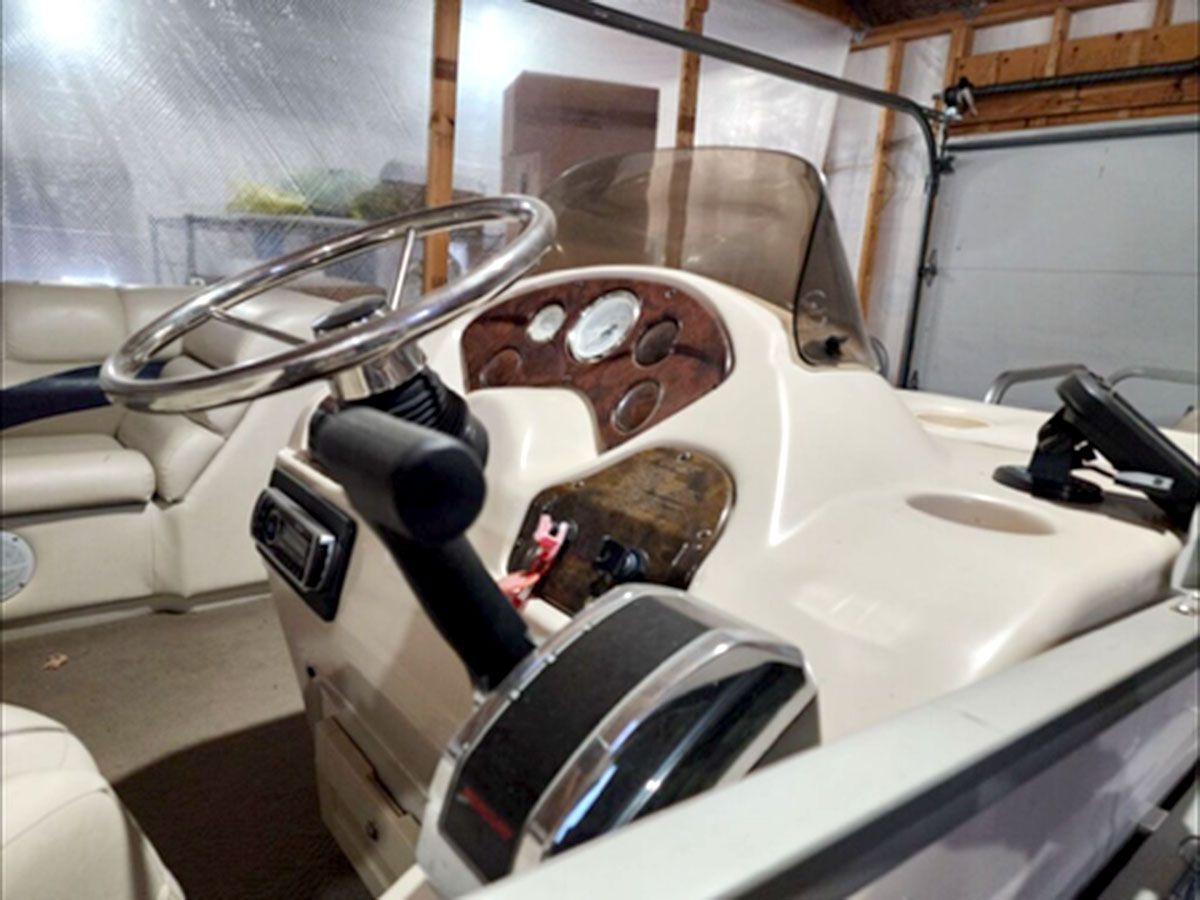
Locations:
984;363;1198;405
970;59;1199;97
523;0;945;386
524;0;943;150
984;363;1089;404
946;118;1200;153
1109;365;1199;389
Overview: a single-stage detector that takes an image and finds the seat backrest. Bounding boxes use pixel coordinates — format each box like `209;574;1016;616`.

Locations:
115;288;337;502
2;281;336;502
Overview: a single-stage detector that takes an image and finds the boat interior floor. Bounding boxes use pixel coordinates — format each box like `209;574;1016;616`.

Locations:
0;598;369;900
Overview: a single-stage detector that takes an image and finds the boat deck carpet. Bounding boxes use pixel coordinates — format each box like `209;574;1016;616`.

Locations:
1;598;370;900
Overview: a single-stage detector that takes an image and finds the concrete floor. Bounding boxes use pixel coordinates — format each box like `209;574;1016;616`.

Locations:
2;598;369;900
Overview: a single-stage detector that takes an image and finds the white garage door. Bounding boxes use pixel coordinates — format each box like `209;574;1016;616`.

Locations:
910;121;1199;425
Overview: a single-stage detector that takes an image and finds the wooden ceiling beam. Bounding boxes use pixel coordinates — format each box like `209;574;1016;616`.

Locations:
851;0;1129;51
784;0;863;28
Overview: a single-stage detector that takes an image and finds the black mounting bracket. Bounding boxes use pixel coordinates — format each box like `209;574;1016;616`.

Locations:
994;410;1103;506
994;371;1199;530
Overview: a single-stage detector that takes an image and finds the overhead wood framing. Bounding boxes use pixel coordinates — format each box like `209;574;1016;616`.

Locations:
785;0;862;27
1153;0;1174;29
851;0;1131;50
950;20;1200;133
676;0;710;149
855;39;906;319
864;0;1198;134
425;0;461;291
1027;7;1072;126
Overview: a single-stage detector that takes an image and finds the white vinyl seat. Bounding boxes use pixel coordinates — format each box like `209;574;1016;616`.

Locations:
0;433;156;516
1;703;184;900
0;283;337;621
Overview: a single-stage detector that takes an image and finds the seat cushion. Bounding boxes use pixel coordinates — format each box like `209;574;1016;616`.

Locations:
3;771;184;900
0;704;97;777
1;704;184;900
0;434;155;517
116;412;224;503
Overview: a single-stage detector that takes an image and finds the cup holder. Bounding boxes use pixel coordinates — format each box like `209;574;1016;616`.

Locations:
907;493;1055;535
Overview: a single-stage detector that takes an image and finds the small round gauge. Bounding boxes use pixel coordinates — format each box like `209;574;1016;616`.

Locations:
526;303;566;343
567;290;641;362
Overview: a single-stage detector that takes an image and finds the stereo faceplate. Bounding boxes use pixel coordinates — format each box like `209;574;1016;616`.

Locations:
252;468;355;620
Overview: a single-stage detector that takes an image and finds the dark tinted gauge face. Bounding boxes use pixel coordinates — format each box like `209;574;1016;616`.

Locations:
635;318;679;366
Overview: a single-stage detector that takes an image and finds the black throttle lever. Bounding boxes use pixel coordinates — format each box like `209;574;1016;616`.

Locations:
309;406;534;691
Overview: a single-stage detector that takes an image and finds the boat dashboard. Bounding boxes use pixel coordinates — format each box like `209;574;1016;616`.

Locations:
265;263;1195;834
462;277;734;448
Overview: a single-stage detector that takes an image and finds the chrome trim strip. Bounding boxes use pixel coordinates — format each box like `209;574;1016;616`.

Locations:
513;623;814;871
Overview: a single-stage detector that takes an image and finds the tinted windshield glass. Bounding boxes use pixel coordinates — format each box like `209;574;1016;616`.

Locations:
539;147;873;369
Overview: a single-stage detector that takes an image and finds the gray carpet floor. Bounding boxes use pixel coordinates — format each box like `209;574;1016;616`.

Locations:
2;598;370;900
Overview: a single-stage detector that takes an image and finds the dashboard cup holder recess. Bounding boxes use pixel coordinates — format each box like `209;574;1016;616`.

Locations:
906;493;1056;535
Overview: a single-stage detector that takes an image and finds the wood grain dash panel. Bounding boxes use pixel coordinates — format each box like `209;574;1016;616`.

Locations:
507;447;734;615
462;278;733;449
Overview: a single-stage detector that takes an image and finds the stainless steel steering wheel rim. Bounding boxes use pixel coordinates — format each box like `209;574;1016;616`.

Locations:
100;195;555;412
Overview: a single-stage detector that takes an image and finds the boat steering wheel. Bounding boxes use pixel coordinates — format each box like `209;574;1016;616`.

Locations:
101;195;555;412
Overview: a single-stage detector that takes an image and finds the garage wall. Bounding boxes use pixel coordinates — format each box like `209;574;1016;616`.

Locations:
912;122;1199;424
824;0;1200;416
825;34;948;381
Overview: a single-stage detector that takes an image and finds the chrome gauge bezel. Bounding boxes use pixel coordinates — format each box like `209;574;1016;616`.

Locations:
567;289;642;362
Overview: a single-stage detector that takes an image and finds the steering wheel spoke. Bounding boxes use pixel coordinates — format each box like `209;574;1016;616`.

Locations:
209;308;308;347
386;228;418;313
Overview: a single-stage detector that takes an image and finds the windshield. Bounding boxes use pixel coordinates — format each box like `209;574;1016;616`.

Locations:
539;147;873;369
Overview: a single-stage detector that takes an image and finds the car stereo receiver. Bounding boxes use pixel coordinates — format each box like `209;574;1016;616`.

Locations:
251;469;355;620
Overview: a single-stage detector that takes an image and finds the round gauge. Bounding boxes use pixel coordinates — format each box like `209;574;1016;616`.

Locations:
567;290;641;362
526;303;566;343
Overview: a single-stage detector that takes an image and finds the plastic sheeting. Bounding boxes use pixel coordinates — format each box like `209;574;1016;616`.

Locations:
3;0;433;286
3;0;848;289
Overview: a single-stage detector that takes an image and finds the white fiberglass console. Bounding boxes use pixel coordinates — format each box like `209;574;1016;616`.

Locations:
263;262;1195;892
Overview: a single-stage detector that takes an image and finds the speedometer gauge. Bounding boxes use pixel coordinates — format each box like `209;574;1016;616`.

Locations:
567;290;641;362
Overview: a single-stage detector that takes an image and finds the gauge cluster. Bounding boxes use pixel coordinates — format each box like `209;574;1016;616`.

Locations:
461;278;734;448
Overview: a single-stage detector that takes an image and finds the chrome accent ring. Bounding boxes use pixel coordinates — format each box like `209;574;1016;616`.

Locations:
100;195;556;412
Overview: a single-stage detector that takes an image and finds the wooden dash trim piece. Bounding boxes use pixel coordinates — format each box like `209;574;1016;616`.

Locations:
852;0;1127;51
